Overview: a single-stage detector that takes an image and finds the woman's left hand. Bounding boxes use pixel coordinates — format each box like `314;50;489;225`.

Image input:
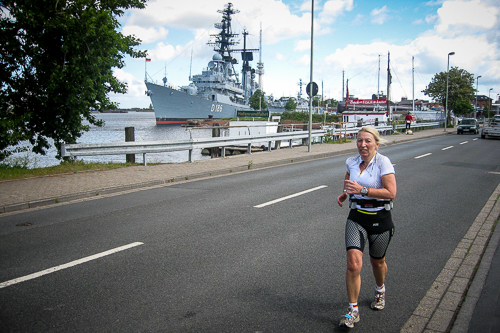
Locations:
337;192;348;207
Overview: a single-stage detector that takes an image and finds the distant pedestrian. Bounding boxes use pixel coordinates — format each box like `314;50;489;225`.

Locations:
336;126;397;329
405;112;413;133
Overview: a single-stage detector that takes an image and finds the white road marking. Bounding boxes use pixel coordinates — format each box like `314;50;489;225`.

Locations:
0;242;144;289
442;146;454;150
415;153;432;159
460;141;468;145
473;138;479;141
254;185;328;208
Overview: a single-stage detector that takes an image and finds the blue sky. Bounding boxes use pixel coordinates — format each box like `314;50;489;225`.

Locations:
111;0;500;108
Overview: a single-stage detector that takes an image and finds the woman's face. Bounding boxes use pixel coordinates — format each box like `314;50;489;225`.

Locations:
357;131;379;161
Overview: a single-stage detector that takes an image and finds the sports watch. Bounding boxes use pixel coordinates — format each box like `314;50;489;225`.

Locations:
360;187;368;197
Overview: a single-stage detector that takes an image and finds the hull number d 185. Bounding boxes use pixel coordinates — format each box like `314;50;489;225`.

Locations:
211;104;223;112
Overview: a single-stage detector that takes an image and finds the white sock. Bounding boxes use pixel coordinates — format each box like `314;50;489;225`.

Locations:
349;302;358;311
376;284;385;292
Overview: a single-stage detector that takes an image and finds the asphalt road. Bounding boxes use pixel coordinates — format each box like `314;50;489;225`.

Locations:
1;134;499;332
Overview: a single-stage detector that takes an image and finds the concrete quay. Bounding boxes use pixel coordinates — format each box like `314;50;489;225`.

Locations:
1;127;499;333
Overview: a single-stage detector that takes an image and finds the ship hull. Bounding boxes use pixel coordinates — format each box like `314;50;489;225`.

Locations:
146;82;252;125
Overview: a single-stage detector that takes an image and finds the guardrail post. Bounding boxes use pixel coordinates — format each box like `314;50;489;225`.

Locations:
188;149;193;163
276;123;283;150
268;141;272;152
143;153;147;166
302;122;308;146
211;123;221;158
125;127;135;163
247;143;251;154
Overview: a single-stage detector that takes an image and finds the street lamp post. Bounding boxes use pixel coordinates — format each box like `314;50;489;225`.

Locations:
489;88;493;112
475;75;481;119
445;52;455;131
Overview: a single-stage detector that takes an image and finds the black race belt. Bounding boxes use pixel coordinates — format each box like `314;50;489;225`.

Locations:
349;199;390;208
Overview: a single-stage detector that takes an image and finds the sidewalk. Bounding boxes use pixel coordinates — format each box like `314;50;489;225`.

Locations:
1;127;499;333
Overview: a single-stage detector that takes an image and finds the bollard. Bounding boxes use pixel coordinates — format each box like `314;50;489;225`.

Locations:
125;127;135;163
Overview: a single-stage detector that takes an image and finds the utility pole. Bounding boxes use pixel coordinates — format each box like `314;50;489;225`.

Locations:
308;0;314;152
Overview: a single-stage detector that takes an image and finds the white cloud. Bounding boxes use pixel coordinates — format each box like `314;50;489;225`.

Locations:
295;39;311;52
436;0;498;34
296;54;310;66
111;69;150;107
320;0;354;23
121;26;168;44
352;13;364;25
371;6;390;24
425;14;439;25
146;42;179;61
276;52;288;62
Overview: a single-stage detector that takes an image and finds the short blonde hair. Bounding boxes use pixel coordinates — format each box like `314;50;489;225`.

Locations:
358;126;381;144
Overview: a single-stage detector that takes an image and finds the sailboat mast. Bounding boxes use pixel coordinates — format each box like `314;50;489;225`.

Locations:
257;22;264;92
412;56;415;112
377;55;380;111
378;55;380;99
387;51;391;120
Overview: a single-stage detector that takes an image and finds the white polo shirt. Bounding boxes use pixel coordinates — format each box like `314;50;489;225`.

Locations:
346;152;395;210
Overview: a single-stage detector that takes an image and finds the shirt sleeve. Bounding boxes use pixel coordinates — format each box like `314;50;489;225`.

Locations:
379;154;395;176
346;156;356;174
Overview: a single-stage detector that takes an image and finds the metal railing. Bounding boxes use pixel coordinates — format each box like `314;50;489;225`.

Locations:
61;122;439;166
394;121;441;131
325;124;393;137
61;129;327;165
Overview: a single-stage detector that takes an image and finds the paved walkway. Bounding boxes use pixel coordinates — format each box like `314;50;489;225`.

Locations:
1;127;499;333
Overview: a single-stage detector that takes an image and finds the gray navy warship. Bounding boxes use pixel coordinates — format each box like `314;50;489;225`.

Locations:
145;3;267;125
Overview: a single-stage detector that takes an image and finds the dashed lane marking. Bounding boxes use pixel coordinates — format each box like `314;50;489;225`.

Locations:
0;242;144;289
254;185;328;208
415;153;432;159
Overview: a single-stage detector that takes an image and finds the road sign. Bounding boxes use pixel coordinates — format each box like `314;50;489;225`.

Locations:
306;82;318;97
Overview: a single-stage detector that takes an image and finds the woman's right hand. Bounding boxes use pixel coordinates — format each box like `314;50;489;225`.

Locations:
337;192;348;207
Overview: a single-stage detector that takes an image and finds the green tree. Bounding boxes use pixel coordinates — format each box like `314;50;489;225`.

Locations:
249;89;267;110
312;95;322;107
422;67;475;124
452;98;474;117
285;98;297;111
0;0;147;161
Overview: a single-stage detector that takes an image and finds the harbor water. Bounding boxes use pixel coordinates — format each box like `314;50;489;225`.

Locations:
7;112;213;169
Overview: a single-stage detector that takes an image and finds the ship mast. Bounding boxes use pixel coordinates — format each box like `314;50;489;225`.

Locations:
207;3;240;82
207;3;258;102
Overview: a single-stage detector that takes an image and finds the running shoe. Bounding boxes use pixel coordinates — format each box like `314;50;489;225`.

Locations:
339;307;360;328
371;289;385;310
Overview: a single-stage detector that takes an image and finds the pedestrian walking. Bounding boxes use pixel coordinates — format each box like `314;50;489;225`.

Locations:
336;126;397;328
405;112;413;133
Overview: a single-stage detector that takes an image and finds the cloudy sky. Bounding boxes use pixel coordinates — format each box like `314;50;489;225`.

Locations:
111;0;500;108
